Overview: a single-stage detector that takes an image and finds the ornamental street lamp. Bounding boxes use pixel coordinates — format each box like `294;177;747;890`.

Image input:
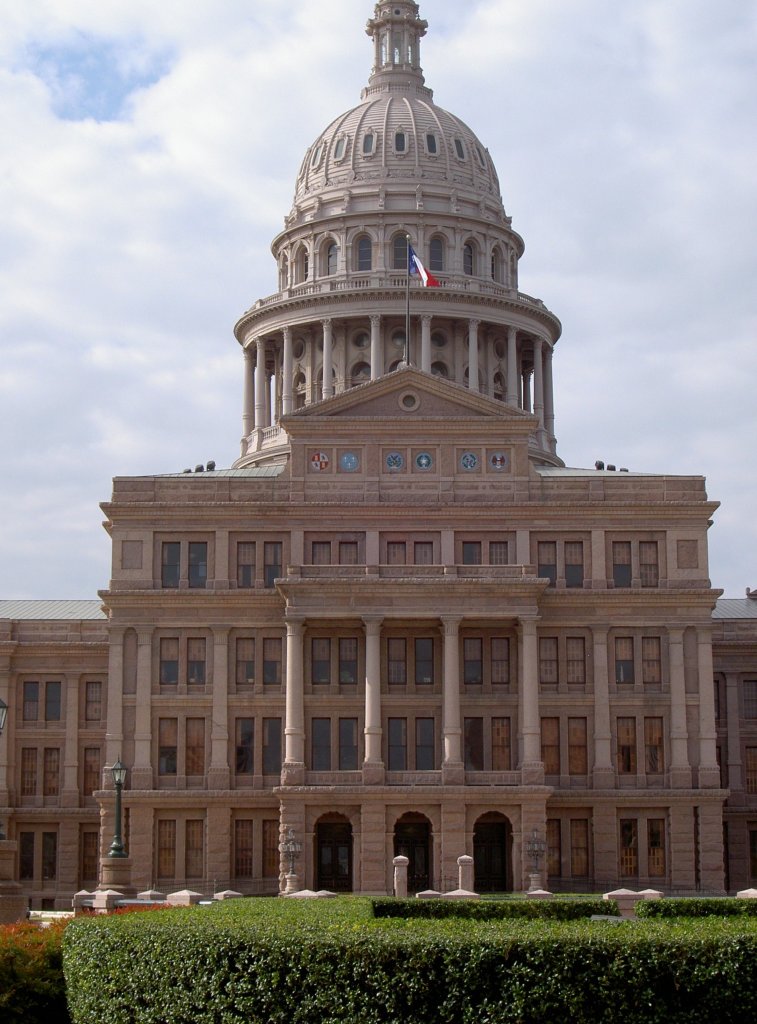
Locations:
281;827;302;894
524;828;548;892
108;759;128;858
0;698;7;841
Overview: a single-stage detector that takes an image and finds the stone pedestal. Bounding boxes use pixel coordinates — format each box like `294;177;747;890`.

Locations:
393;855;409;898
284;872;301;895
457;855;474;892
98;856;136;897
0;841;27;923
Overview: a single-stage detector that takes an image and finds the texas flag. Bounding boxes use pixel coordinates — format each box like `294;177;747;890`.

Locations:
408;244;441;287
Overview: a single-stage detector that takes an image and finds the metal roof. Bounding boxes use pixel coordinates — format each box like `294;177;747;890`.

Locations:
0;600;106;621
712;598;757;620
156;466;285;479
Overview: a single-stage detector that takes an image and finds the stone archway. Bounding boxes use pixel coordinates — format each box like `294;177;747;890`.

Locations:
394;812;432;893
473;812;512;893
314;813;353;892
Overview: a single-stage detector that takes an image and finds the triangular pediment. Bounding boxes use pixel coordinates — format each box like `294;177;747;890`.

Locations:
281;366;536;428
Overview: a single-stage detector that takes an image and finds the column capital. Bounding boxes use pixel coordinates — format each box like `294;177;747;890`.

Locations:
420;314;432;325
440;616;462;635
362;616;384;634
667;627;685;643
212;627;230;643
285;614;305;635
369;314;381;326
255;336;266;351
321;317;333;329
518;615;541;634
282;325;292;341
468;318;480;331
136;627;153;646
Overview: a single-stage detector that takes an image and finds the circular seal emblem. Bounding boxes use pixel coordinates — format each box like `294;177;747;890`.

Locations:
385;451;405;472
489;451;509;471
415;452;433;471
340;452;359;472
310;451;330;471
460;451;479;472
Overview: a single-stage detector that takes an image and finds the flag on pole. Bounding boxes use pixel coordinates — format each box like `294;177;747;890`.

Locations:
408;245;441;287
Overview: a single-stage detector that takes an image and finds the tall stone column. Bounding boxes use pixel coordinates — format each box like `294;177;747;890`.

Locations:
131;628;153;789
697;628;720;788
441;617;463;783
282;616;305;785
370;314;382;380
533;337;546;446
668;628;692;787
282;326;293;416
592;626;613;785
420;315;432;372
322;319;333;399
242;347;255;437
208;629;230;789
506;325;518;406
363;617;384;784
254;338;266;431
519;617;543;784
544;344;556;451
467;319;480;392
724;672;742;790
697;801;726;893
104;627;125;771
264;371;272;427
62;674;79;806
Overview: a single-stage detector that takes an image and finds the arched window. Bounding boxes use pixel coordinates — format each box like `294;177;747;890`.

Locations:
334;137;346;161
356;236;372;272
429;237;444;273
426;133;438;155
325;242;338;276
295;246;309;284
493;371;505;401
454;138;466;160
395;132;407;153
491;246;503;283
363;133;376;156
391;330;406;353
431;361;449;379
463;242;475;277
392;234;408;271
294;372;307;410
353;332;370;350
279;255;289;291
351;361;371;387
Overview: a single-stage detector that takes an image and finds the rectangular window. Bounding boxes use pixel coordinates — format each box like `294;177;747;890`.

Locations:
311;541;331;565
186;718;205;776
186;637;206;685
21;748;37;796
387;638;407;684
464;717;484;771
23;681;39;722
642;637;661;685
491;638;510;684
81;831;99;882
84;681;102;721
263;718;282;775
537;541;557;586
462;541;482;565
236;638;255;688
19;833;34;880
185;819;204;878
415;718;435;770
83;747;100;796
338;717;358;770
463;637;483;685
414;541;434;565
338;541;359;565
235;719;254;775
568;718;588;775
566;637;586;685
492;717;511;771
746;748;757;795
161;541;181;588
386;541;406;565
743;680;757;719
546;819;561;877
489;541;509;565
45;682;61;722
644;717;664;775
263;638;282;685
750;829;757;882
647;818;666;877
414;637;434;685
234;820;254;878
615;637;635;684
617;717;637;774
388;717;407;771
619;819;638;876
158;718;178;776
639;542;659;588
157;820;176;879
539;637;558;685
541;717;560;774
237;541;256;587
311;718;331;771
263;819;279;878
311;638;331;685
264;542;282;588
612;542;632;587
564;541;584;588
188;541;207;588
42;832;57;881
339;638;358;685
159;637;179;685
43;748;60;797
570;820;589;877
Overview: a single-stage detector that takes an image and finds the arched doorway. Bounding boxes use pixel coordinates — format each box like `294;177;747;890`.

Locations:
394;813;432;893
473;813;512;893
315;815;353;892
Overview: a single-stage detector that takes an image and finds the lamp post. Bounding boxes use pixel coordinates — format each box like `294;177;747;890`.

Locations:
108;759;128;858
281;826;302;894
0;699;7;841
524;827;547;892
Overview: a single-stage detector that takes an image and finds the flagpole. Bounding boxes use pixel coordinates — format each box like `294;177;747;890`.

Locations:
404;234;411;366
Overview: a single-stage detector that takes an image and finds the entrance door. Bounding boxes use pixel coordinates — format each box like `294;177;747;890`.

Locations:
474;820;509;892
394;819;431;893
316;822;353;892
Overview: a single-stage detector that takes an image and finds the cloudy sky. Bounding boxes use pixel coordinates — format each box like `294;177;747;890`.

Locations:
1;0;755;600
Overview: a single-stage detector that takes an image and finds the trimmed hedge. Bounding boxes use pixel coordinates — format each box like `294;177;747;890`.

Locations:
371;896;616;920
0;921;69;1024
63;897;757;1024
636;897;757;918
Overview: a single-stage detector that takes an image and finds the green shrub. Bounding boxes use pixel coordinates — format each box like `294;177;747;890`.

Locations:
62;897;757;1024
0;921;69;1024
371;896;615;920
636;897;757;918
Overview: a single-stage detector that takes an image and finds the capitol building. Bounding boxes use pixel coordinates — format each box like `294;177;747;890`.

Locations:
1;1;756;908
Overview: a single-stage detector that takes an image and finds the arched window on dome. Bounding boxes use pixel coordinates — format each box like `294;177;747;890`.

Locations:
463;242;476;277
355;236;372;273
425;133;438;156
363;133;376;157
333;136;347;161
431;361;449;379
350;361;371;388
322;241;338;277
429;237;445;274
454;138;466;160
392;234;409;271
493;371;506;402
294;245;309;285
491;245;504;284
279;255;289;292
395;131;407;154
294;372;307;410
